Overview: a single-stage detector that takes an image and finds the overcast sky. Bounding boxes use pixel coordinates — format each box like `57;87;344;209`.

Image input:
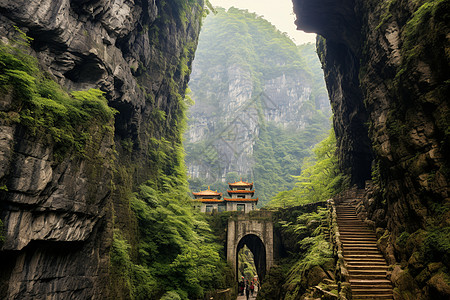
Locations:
208;0;316;45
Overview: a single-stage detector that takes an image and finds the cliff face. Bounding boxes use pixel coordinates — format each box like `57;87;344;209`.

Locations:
187;62;324;177
0;0;204;299
293;0;449;298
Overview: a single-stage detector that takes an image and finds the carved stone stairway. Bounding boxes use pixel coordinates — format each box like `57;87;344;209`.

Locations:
336;198;393;299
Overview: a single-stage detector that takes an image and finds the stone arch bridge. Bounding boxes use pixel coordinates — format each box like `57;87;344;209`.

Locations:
226;211;274;280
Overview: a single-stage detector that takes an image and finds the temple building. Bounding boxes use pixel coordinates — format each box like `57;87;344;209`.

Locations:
192;187;225;213
192;180;258;213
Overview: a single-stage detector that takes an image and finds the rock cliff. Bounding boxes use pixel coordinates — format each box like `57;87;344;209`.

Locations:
0;0;204;299
293;0;449;298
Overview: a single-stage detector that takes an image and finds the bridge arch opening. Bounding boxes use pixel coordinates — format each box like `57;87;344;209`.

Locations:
236;234;266;281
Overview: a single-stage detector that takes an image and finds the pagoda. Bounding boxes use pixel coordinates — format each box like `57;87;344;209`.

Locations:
224;179;258;212
192;187;225;213
192;180;258;213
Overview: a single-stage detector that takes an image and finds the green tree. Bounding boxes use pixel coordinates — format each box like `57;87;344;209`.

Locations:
110;174;233;300
267;129;349;208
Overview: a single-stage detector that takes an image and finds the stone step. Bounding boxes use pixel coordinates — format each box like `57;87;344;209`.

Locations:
340;234;375;238
348;267;388;273
341;235;377;238
340;233;375;237
350;274;388;280
342;242;378;246
337;221;362;223
345;254;384;259
341;237;377;241
348;269;387;276
339;225;372;229
349;279;392;285
342;240;377;244
353;293;393;300
341;241;378;245
346;257;385;262
343;245;379;250
344;250;381;255
352;288;393;294
339;227;371;230
351;284;393;290
339;231;375;235
347;261;387;267
340;235;376;238
345;251;382;256
341;237;377;240
346;259;387;264
343;245;379;249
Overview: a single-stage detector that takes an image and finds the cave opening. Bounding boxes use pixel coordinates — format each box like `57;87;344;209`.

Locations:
236;234;266;283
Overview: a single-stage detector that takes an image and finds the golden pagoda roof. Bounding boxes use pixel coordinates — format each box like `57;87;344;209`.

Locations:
228;179;253;187
192;186;222;197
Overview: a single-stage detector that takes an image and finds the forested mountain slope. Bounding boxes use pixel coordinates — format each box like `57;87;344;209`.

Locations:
185;8;331;205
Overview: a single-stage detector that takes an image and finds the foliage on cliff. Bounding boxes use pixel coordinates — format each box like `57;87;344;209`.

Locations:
267;129;348;208
111;174;233;300
238;245;257;281
0;39;116;159
257;204;335;299
251;118;328;206
186;8;330;205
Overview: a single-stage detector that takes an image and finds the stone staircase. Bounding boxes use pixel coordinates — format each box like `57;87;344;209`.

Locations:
336;197;393;299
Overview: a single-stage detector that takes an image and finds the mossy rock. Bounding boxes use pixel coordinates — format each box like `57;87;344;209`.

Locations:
408;251;425;273
427;272;450;299
306;265;329;287
377;229;390;256
415;267;431;285
393;287;421;300
427;262;443;273
391;265;419;293
405;229;427;256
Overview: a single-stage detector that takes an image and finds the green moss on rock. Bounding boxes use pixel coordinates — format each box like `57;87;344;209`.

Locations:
0;42;116;159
